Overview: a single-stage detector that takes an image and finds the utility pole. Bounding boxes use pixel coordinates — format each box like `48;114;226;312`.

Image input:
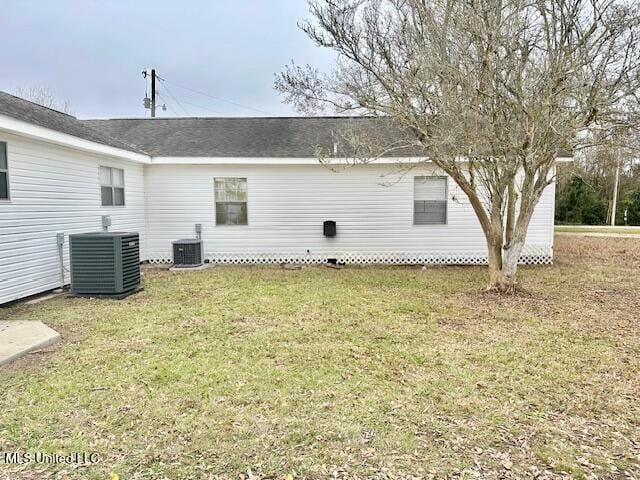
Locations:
142;68;158;117
611;147;621;226
151;68;156;118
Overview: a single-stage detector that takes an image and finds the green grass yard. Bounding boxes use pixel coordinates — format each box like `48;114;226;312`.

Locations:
1;236;639;479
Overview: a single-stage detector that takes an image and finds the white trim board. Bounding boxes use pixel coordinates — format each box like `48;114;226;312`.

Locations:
151;155;573;165
0;114;151;164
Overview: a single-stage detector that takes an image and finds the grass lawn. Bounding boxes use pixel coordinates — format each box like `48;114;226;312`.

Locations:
555;225;640;235
1;236;639;479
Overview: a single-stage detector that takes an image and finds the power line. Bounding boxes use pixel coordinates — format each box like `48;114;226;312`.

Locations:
156;76;274;116
175;98;228;116
158;82;190;116
157;85;231;116
156;93;180;117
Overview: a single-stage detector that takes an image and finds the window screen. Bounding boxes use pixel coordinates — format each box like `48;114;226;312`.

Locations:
0;142;8;200
215;178;247;225
100;166;125;206
414;176;447;225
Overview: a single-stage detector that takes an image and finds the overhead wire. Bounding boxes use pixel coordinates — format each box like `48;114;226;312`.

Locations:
157;81;190;116
159;95;224;118
156;93;180;117
156;75;274;116
172;98;227;116
156;76;226;115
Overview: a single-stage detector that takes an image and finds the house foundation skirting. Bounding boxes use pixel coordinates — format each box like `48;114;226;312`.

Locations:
146;246;553;266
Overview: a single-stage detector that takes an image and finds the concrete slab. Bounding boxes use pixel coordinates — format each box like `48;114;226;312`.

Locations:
24;291;64;305
0;321;60;367
68;287;143;300
169;264;214;272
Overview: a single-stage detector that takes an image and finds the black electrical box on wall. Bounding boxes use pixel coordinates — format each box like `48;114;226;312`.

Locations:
323;220;337;237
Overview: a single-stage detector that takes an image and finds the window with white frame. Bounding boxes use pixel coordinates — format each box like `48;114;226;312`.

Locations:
414;176;447;225
0;142;8;200
99;166;125;206
214;177;247;225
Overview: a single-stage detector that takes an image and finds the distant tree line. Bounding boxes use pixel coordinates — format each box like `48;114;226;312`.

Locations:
556;145;640;226
12;85;73;115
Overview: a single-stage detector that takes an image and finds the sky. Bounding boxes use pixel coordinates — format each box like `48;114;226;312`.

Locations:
0;0;336;118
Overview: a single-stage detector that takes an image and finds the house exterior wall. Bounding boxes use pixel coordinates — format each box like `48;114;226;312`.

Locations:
0;132;146;305
144;163;555;265
0;131;557;305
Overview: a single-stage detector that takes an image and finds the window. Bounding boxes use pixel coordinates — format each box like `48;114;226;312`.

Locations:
215;177;247;225
0;142;8;200
414;176;447;225
100;166;125;206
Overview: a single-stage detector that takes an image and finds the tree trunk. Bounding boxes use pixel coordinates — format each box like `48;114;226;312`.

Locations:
500;238;525;290
486;239;515;293
486;230;526;294
446;165;532;294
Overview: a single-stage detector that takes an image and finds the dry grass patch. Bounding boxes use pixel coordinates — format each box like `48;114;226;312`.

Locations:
0;236;638;479
555;225;640;235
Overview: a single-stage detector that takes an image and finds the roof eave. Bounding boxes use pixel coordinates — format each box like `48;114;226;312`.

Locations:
149;156;429;165
0;114;151;163
150;154;574;165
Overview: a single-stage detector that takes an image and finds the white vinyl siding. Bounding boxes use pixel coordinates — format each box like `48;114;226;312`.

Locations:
0;133;557;304
214;177;247;225
0;132;146;304
0;141;8;200
414;176;447;225
144;163;555;262
100;166;125;206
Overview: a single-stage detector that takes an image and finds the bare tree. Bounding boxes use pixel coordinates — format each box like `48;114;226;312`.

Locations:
13;85;73;115
276;0;640;292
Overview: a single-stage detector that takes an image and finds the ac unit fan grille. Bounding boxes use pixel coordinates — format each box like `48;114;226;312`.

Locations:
173;240;203;267
121;234;141;290
70;237;117;292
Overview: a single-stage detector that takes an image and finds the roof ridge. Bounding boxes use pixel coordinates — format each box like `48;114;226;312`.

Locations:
80;121;151;156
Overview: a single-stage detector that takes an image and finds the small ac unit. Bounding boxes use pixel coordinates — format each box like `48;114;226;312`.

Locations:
172;239;204;267
69;232;140;297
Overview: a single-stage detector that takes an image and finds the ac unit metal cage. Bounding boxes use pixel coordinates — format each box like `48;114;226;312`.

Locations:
172;239;204;267
69;232;140;297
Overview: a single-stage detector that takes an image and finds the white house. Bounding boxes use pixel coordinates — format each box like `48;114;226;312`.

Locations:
0;91;569;305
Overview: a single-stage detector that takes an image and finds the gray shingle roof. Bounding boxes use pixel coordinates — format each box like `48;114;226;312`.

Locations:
1;91;571;159
0;91;146;154
82;116;417;157
0;92;417;157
